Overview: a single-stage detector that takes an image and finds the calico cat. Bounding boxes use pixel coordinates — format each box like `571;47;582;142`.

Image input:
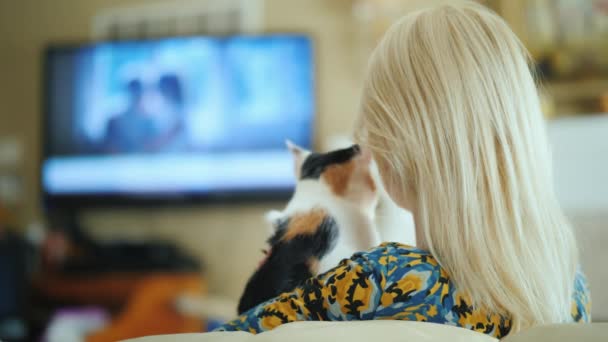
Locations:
237;141;380;314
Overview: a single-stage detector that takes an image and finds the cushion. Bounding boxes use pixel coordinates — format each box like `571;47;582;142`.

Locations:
122;321;497;342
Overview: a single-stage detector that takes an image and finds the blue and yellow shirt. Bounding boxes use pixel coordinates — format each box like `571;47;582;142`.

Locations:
214;243;591;338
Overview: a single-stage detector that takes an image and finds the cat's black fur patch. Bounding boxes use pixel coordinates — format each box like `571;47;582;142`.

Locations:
237;215;338;314
299;144;360;180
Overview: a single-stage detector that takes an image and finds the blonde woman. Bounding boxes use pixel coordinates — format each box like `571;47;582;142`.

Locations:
214;2;590;338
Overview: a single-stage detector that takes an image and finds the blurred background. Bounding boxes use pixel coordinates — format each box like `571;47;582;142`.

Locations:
0;0;607;341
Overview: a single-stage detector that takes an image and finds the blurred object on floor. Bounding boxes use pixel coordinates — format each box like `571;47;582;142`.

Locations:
42;307;109;342
85;273;204;342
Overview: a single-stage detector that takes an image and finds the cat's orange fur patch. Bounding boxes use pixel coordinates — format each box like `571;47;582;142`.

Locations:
322;161;355;196
281;209;327;241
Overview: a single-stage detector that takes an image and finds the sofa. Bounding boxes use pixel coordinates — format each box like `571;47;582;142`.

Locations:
123;321;608;342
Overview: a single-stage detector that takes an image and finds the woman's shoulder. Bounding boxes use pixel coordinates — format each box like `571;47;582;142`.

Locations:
360;242;433;257
351;242;442;273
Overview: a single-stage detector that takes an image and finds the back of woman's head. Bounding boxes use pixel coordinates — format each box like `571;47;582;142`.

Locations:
356;1;578;332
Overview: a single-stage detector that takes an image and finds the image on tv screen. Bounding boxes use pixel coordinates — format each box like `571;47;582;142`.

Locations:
43;35;314;197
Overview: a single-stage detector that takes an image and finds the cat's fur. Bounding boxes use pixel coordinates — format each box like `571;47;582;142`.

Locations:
237;142;380;314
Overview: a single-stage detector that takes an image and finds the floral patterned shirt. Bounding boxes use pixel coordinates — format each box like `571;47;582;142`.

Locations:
214;243;591;338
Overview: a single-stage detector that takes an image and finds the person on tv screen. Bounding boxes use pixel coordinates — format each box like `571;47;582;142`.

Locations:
102;78;159;153
148;73;189;152
102;72;188;154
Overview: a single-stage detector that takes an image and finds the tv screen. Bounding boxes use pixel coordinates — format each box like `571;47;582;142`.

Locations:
42;35;314;206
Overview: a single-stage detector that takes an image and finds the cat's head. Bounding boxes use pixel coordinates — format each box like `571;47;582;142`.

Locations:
285;140;378;212
263;141;379;240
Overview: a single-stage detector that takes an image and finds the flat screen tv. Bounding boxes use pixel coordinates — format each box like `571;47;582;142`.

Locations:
41;34;315;208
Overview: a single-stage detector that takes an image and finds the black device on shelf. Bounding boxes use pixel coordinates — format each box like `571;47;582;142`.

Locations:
46;211;202;275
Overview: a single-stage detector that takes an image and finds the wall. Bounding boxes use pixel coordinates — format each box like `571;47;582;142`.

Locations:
548;116;608;214
0;0;364;300
548;116;608;321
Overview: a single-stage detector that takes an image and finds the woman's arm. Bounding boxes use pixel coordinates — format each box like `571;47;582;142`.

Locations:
213;252;385;333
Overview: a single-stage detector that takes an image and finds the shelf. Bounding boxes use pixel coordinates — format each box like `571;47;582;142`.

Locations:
542;79;608;101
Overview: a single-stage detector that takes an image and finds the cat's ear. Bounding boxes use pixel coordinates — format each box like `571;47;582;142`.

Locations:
286;140;309;178
286;140;306;156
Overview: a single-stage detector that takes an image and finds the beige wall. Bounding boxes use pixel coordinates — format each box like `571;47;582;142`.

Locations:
0;0;363;300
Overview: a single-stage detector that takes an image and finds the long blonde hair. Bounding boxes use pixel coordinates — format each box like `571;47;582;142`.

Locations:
356;1;577;333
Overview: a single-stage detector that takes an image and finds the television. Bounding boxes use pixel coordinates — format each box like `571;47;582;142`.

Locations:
41;34;315;208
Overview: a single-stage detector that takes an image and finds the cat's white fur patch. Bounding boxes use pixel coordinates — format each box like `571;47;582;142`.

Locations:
269;178;380;274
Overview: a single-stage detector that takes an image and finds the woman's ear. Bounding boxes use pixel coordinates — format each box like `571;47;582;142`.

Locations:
286;140;309;179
